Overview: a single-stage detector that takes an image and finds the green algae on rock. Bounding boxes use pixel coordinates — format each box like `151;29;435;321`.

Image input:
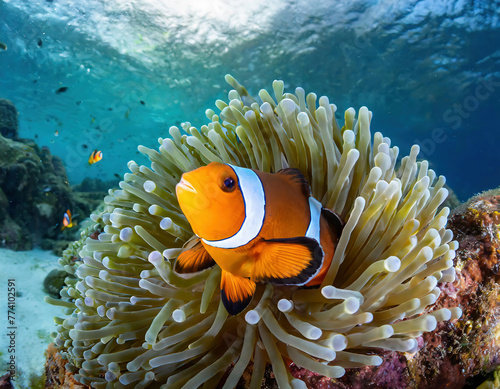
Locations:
48;75;461;388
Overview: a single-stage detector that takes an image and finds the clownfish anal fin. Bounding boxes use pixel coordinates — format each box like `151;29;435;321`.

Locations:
175;241;215;273
277;168;311;197
254;236;323;285
321;208;344;241
220;271;256;315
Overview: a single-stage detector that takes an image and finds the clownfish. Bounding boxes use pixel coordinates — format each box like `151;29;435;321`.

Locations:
88;149;103;165
61;209;74;230
175;162;343;315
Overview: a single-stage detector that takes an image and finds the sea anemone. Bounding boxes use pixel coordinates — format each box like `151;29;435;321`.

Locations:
47;75;461;388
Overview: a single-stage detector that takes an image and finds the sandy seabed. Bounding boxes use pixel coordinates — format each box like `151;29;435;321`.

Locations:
0;248;63;388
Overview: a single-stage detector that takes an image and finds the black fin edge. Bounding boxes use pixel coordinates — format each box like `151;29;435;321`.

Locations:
174;242;216;274
175;258;216;274
277;168;311;197
221;288;253;316
261;236;323;285
321;208;344;241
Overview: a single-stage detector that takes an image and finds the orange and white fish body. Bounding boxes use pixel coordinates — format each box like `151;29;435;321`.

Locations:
175;162;342;315
61;209;74;230
88;149;103;165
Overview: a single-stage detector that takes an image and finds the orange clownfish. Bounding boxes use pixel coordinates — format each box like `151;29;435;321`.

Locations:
88;149;103;165
175;162;343;315
61;209;74;230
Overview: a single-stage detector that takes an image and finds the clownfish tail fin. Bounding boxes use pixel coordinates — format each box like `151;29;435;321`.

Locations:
220;271;256;316
175;239;215;273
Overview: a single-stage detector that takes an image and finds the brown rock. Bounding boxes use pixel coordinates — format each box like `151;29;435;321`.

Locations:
0;373;14;389
45;344;88;389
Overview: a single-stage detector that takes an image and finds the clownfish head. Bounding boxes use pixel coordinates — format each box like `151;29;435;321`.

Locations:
176;162;245;240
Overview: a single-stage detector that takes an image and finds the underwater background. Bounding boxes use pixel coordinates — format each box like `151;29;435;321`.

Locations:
1;0;499;201
0;0;500;388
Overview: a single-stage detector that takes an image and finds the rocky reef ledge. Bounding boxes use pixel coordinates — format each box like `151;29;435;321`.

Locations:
0;100;72;250
0;99;115;252
40;190;500;388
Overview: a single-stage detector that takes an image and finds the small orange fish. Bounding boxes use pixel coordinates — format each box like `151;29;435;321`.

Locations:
61;209;74;230
175;162;343;315
88;149;103;165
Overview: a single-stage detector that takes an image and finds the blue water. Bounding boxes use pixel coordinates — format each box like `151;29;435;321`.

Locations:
1;0;499;201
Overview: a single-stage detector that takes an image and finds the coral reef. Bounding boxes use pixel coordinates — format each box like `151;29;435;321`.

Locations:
421;191;500;386
0;99;19;140
0;99;111;251
0;106;72;249
72;177;120;193
48;76;460;388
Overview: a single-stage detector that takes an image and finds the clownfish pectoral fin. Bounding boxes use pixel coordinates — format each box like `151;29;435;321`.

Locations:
220;271;256;316
254;237;323;285
277;168;311;197
175;240;215;273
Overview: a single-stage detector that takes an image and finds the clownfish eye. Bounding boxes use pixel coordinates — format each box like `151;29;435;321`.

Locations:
222;177;236;192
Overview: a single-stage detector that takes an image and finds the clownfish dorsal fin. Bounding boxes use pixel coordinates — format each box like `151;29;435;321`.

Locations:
252;236;323;285
175;238;215;273
277;168;311;197
220;271;256;315
321;208;344;240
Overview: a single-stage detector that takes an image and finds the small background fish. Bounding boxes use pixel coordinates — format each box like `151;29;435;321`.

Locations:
88;149;103;165
61;209;74;230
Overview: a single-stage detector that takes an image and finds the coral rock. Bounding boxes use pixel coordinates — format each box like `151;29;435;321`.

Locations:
0;100;73;250
43;269;71;299
45;344;88;389
0;99;19;140
0;373;14;389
